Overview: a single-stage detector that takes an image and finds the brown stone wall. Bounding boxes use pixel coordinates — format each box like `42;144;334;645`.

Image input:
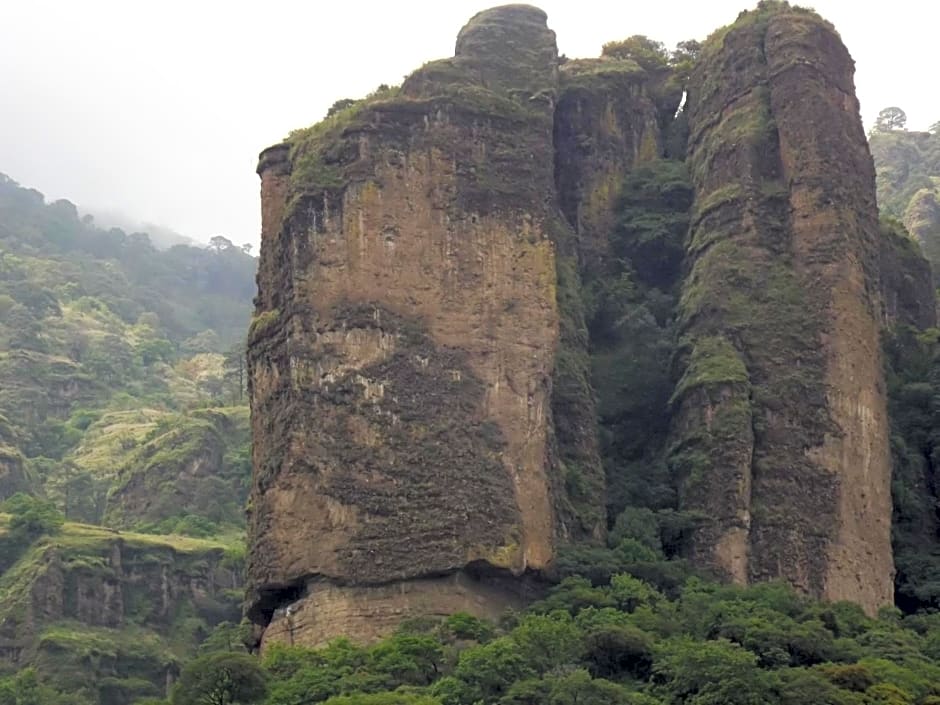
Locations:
261;572;529;650
676;6;893;613
246;5;605;646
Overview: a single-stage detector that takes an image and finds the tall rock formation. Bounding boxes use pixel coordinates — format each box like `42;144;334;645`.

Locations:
672;5;893;612
247;5;605;648
248;2;915;644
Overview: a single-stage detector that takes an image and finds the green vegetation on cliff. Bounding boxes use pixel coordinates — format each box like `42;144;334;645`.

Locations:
870;125;940;285
0;510;243;704
586;159;692;524
883;324;940;611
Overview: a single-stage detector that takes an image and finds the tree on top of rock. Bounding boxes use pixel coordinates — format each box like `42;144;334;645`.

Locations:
601;35;669;73
874;107;908;133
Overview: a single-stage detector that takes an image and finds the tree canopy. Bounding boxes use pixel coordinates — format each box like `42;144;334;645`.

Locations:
874;106;908;133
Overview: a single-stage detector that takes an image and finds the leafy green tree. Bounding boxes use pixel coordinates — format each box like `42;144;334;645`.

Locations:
3;493;64;534
198;621;251;654
208;236;235;253
368;633;444;686
777;668;863;705
170;652;267;705
454;637;534;701
510;612;583;674
652;637;777;705
1;668;72;705
602;35;670;73
546;669;635;705
321;694;441;705
610;574;662;612
874;107;908;133
583;623;654;678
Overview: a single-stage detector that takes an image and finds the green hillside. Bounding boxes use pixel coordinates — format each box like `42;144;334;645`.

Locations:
0;173;255;702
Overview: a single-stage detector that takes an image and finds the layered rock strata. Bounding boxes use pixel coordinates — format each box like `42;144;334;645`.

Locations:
248;2;918;644
247;4;604;648
672;6;894;612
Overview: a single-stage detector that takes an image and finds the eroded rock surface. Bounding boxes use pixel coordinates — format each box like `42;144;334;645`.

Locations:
248;2;922;643
247;4;604;647
674;6;894;612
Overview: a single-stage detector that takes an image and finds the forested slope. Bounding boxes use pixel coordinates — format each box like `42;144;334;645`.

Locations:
0;172;255;703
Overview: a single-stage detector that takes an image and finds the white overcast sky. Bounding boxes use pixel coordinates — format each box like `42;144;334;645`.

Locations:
1;1;935;247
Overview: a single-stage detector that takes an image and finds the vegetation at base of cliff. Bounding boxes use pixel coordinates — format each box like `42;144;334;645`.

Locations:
139;573;940;705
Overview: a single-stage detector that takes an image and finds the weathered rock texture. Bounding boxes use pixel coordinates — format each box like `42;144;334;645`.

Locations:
673;5;894;612
247;4;604;648
249;1;921;642
0;527;240;698
554;58;661;276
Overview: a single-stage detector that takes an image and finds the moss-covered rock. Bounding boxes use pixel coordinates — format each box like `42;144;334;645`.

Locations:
0;520;242;701
102;407;250;531
674;0;893;612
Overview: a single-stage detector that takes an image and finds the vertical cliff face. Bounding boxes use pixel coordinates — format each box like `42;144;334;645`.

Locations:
674;5;893;611
248;2;920;640
554;59;661;276
247;4;605;648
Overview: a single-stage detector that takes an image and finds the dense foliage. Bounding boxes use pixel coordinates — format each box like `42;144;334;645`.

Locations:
128;572;940;705
870;122;940;283
0;173;255;702
884;325;940;611
0;172;254;530
587;159;692;524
